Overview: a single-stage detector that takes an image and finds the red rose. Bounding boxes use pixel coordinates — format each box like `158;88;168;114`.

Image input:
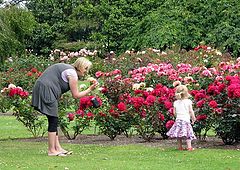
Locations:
19;91;29;98
164;101;172;110
27;72;33;76
117;102;127;111
31;68;38;73
196;114;207;121
197;100;205;108
209;100;218;108
67;113;75;121
166;120;175;129
140;110;146;118
95;71;104;78
99;112;106;117
86;112;94;119
9;88;21;97
145;95;156;105
76;109;84;117
158;112;165;121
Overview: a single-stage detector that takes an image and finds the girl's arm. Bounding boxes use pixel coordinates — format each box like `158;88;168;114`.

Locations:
173;107;177;117
189;104;196;124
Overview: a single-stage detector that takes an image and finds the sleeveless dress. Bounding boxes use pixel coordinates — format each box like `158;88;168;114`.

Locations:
31;63;76;117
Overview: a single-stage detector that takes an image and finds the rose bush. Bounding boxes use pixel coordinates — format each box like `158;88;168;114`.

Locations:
96;50;239;144
126;84;175;141
212;75;240;144
93;93;135;140
0;54;53;91
1;47;239;145
0;84;47;137
58;92;98;140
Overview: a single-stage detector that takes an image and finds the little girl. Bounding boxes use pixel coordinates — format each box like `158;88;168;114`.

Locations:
167;84;196;151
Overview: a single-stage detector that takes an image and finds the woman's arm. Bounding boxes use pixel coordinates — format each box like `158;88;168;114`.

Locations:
68;76;97;99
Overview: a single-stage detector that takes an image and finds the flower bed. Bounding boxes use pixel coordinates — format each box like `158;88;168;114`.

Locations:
1;46;239;145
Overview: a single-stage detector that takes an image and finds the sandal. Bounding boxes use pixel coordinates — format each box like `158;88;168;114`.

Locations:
48;152;67;156
61;150;73;155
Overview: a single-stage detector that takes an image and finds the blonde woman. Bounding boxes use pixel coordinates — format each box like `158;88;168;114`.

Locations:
32;57;98;156
166;84;196;151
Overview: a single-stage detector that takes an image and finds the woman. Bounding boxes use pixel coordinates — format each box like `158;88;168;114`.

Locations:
32;57;98;156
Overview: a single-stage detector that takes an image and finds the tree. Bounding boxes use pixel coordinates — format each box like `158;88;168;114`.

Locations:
121;0;240;57
25;0;82;54
0;5;36;63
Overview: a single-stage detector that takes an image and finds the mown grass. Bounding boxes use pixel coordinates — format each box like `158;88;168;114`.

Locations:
0;116;239;170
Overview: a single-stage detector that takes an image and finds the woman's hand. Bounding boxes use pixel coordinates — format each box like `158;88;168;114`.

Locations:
89;82;99;91
87;77;98;84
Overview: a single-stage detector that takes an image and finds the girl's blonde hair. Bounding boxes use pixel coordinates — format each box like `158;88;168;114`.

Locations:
72;57;92;73
175;85;190;100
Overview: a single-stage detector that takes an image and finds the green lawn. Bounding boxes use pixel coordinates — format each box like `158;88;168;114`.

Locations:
0;116;33;140
0;116;239;170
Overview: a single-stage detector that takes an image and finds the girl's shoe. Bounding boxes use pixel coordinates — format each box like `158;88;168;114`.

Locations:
187;147;195;151
178;147;188;150
178;147;184;150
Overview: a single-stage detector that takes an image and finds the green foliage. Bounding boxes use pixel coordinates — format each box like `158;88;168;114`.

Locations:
1;0;240;57
0;6;36;61
122;0;240;57
215;115;240;145
25;0;82;54
29;23;55;55
25;0;165;54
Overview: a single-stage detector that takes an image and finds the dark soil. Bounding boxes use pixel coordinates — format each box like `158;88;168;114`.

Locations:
17;134;240;150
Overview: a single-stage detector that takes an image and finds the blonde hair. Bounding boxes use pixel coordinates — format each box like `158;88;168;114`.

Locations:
175;85;190;100
72;57;92;72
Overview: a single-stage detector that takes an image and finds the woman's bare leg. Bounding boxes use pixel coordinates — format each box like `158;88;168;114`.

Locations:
55;135;64;152
48;132;58;154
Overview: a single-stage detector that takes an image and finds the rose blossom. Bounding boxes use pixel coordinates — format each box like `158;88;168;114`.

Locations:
166;120;175;129
117;102;127;111
67;113;75;121
209;100;218;108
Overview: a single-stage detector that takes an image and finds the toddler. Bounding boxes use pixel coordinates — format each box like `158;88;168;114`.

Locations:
167;84;196;151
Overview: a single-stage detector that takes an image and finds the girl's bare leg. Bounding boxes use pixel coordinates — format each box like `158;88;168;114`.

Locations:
177;138;183;150
186;139;193;149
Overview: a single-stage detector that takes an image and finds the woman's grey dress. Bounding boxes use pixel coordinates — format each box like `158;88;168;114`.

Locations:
31;63;75;117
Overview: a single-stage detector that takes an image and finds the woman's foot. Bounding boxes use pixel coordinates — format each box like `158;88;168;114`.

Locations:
48;152;67;156
60;149;73;155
